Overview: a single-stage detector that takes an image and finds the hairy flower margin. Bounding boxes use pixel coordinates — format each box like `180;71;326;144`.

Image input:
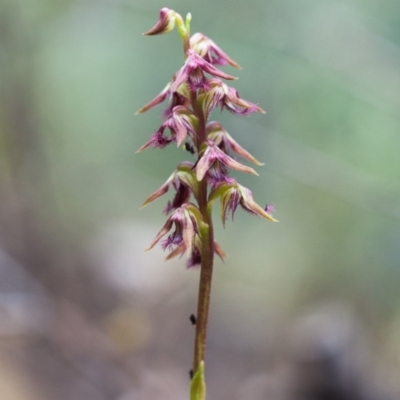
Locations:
137;8;277;267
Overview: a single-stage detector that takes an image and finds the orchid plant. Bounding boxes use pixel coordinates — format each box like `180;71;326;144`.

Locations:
137;8;277;399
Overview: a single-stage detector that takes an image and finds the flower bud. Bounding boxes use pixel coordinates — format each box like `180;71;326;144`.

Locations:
143;8;176;36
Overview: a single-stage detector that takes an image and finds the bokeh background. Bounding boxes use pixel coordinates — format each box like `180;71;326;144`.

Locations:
1;0;400;399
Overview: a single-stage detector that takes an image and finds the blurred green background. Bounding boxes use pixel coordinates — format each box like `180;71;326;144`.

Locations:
1;0;400;399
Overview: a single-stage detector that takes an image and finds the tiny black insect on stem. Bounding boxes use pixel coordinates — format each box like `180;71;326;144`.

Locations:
183;142;195;155
190;314;197;325
189;369;194;380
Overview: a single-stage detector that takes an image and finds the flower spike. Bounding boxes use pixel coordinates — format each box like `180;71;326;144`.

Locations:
137;11;277;396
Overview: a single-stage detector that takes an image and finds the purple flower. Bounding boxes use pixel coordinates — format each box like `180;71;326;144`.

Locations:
172;49;237;93
195;140;258;181
136;130;173;152
190;33;241;69
209;180;277;226
140;162;198;212
136;106;198;151
136;79;191;116
203;79;265;116
206;121;264;166
139;8;277;274
146;204;202;256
